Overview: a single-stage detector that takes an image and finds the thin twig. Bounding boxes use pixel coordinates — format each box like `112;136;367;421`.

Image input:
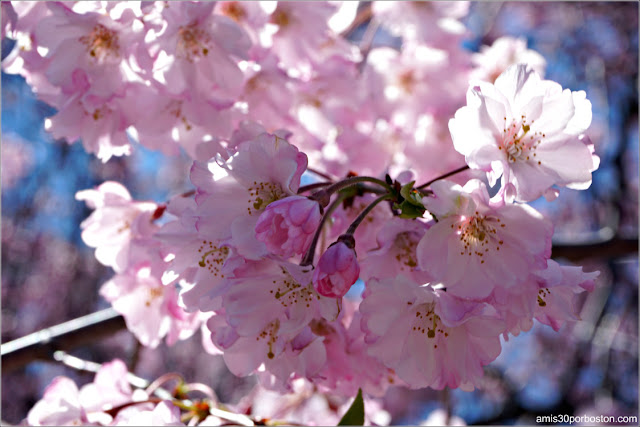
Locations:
416;165;470;190
306;167;336;182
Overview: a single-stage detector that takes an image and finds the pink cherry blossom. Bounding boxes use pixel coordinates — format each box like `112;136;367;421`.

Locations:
111;401;184;426
193;131;307;259
360;275;504;390
101;260;200;348
417;179;553;299
313;239;360;298
156;195;243;313
235;49;298;132
311;300;398;397
215;2;271;45
76;181;158;273
255;195;322;259
267;2;354;74
258;326;328;392
79;359;135;414
130;84;232;159
243;378;391;426
26;359;148;426
471;36;547;83
360;217;431;284
26;377;90;426
449;64;599;202
533;259;599;331
211;259;339;379
372;1;470;46
150;1;251;101
46;84;151;161
33;2;144;98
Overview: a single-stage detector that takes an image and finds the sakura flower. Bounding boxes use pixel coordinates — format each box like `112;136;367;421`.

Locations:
313;238;360;299
26;377;90;426
267;1;355;73
255;195;322;258
365;45;469;128
76;181;158;273
33;2;144;98
152;1;251;101
360;217;431;284
449;64;599;202
243;378;391;426
372;2;470;46
236;49;298;131
483;281;538;339
45;83;145;162
223;260;340;341
215;1;272;45
533;259;599;331
212;260;339;378
416;179;553;299
130;84;233;159
111;401;184;426
258;326;328;392
360;275;504;390
156;195;243;313
311;301;398;397
26;359;147;426
101;261;200;348
79;359;136;414
470;36;547;83
193;131;307;259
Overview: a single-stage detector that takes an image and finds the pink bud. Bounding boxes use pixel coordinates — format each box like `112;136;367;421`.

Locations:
313;239;360;298
255;195;322;258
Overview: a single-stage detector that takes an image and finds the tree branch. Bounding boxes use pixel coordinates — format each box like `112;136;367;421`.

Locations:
551;237;637;262
1;307;127;373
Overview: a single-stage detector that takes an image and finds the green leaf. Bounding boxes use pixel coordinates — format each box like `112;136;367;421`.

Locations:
337;389;365;426
396;200;426;219
399;180;415;201
399;181;424;207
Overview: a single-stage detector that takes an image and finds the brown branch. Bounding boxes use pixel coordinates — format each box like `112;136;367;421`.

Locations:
1;237;636;373
551;237;637;262
1;307;127;373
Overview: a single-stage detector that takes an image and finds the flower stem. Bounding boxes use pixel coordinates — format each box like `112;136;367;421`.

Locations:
318;176;392;197
300;193;349;267
297;182;332;193
416;165;470;190
346;194;394;236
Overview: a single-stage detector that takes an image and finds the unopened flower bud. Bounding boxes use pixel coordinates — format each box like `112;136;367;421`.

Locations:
313;237;359;298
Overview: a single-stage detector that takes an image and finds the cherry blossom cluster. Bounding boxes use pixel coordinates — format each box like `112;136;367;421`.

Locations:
4;0;601;415
26;358;389;426
26;359;190;426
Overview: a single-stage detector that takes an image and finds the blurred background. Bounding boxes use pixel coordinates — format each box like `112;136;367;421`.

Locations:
2;2;638;425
